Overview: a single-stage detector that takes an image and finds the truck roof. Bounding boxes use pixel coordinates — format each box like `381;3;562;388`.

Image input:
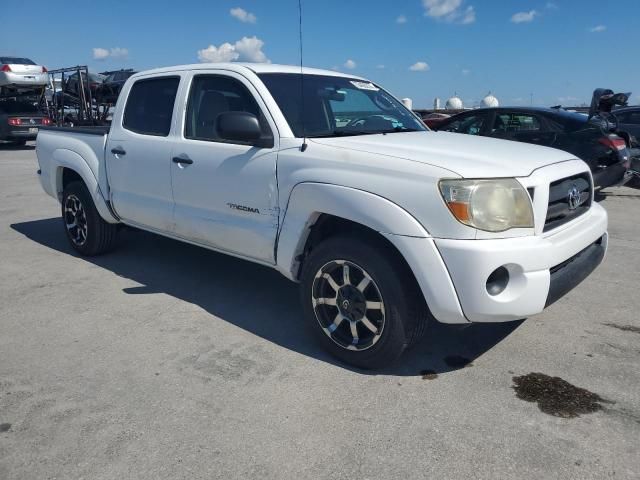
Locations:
131;63;366;80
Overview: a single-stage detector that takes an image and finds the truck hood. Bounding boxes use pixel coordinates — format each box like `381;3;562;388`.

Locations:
310;131;575;178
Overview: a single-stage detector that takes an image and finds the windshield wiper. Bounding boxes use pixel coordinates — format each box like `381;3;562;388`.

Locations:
306;130;377;138
379;127;422;134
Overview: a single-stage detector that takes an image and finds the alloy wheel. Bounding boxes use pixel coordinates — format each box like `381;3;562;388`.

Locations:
311;260;386;351
64;194;88;246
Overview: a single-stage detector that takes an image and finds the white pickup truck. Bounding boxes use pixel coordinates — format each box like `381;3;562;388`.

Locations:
36;63;608;368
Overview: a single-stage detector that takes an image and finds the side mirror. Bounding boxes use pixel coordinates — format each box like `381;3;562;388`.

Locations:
216;111;272;147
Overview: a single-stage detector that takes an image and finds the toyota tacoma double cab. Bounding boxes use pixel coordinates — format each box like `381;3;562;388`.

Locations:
35;63;608;368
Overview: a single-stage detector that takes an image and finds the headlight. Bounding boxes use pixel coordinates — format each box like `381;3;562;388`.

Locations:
439;178;534;232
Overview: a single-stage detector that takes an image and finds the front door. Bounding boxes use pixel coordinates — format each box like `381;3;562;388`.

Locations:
170;72;279;263
106;75;182;232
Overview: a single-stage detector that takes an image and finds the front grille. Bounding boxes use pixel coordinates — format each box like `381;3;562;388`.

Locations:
543;173;591;232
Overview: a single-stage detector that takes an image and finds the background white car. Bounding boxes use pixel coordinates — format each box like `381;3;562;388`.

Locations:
0;56;49;90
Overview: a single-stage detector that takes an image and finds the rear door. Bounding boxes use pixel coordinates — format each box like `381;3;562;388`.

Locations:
169;71;280;263
488;110;556;146
106;75;182;232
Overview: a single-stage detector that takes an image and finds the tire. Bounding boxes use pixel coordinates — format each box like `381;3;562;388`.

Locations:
300;235;428;369
61;181;118;255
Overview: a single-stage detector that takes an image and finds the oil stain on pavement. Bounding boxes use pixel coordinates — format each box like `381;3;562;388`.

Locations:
0;423;11;432
512;373;612;418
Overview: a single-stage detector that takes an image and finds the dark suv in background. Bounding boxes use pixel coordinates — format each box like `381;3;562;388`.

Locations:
95;69;137;104
433;107;630;189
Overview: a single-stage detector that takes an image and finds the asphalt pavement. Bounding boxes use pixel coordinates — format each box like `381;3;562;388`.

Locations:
1;143;639;479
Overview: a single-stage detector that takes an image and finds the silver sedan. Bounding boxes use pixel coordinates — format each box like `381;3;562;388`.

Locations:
0;56;49;90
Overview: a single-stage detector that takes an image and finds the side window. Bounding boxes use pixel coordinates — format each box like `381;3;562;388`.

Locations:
443;114;485;135
618;111;640;125
493;113;541;133
123;76;180;136
185;75;269;143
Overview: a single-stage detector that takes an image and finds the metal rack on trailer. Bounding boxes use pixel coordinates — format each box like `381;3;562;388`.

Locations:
45;66;110;126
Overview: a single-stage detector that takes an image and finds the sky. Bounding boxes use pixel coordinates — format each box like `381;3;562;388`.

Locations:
1;0;638;109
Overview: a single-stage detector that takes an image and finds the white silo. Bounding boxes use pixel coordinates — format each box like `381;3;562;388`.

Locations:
481;93;499;108
401;98;413;110
433;97;441;110
445;95;463;110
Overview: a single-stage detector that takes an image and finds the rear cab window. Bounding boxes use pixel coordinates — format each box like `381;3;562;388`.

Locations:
123;77;180;136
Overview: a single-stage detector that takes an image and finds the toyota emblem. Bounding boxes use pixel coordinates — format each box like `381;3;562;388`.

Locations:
567;185;582;210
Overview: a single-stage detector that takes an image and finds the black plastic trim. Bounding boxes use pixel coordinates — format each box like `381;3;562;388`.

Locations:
545;237;605;307
39;125;110;136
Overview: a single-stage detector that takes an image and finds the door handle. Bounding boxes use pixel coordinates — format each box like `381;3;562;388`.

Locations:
111;147;126;156
172;156;193;165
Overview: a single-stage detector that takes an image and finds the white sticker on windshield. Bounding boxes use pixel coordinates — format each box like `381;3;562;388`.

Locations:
350;81;379;91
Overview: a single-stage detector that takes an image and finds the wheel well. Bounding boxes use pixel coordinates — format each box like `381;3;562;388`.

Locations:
61;168;83;192
298;214;423;298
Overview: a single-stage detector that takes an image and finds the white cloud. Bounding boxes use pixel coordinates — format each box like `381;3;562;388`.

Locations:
93;48;109;60
234;36;269;62
396;15;407;24
422;0;475;24
590;25;606;33
546;2;558;9
460;6;476;24
344;59;356;69
198;43;239;63
92;47;129;60
511;10;538;23
198;36;270;63
376;64;385;69
230;7;257;23
462;68;470;75
409;61;430;71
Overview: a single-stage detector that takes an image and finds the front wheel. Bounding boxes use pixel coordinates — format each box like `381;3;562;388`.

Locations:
61;181;118;255
300;235;427;369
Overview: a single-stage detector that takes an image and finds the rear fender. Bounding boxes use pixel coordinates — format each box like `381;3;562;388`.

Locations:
52;149;118;223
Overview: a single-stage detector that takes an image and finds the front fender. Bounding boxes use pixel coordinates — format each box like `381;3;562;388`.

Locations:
51;149;118;223
275;182;430;280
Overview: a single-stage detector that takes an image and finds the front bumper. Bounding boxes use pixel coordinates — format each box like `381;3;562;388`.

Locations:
432;202;608;322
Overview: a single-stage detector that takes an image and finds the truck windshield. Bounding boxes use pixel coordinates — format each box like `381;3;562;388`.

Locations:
258;73;426;138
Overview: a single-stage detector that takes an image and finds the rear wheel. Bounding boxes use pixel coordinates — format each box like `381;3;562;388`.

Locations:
61;181;118;255
300;235;428;369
